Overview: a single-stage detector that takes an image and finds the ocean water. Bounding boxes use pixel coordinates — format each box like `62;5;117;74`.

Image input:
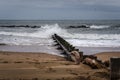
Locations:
0;20;120;48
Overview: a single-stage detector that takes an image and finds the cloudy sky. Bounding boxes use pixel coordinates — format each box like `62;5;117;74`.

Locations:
0;0;120;20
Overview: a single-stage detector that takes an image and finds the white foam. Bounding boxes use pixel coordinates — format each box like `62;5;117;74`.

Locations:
67;39;120;47
90;25;110;29
69;34;120;40
1;38;31;45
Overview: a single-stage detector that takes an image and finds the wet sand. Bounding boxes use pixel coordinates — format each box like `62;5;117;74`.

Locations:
0;51;120;80
0;45;120;55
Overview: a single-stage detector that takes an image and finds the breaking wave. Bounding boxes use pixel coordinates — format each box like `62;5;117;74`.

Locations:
0;24;67;38
0;24;120;47
89;25;110;29
0;24;120;40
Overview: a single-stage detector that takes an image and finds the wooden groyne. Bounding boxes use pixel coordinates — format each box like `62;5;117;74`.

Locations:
52;34;83;62
52;34;108;69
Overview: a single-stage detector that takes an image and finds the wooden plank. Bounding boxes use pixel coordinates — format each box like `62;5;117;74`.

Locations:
52;35;72;60
110;57;120;80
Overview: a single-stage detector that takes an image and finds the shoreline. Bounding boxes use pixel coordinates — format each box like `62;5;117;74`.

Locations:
0;45;61;56
0;45;120;55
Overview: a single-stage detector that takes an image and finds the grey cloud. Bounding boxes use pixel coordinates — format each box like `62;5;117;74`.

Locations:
0;0;120;20
1;0;120;8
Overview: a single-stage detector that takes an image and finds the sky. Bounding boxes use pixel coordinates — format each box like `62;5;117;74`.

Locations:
0;0;120;20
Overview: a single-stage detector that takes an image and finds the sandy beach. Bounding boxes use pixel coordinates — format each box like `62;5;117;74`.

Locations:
0;51;120;80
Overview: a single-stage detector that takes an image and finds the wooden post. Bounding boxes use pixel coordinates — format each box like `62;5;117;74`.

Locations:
110;57;120;80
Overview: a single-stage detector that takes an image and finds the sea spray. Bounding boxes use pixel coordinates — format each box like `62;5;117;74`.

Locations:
40;24;70;38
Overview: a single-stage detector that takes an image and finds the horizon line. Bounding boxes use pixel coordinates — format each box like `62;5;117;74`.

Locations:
0;19;120;21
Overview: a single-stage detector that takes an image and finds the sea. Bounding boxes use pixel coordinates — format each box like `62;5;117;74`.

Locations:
0;20;120;55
